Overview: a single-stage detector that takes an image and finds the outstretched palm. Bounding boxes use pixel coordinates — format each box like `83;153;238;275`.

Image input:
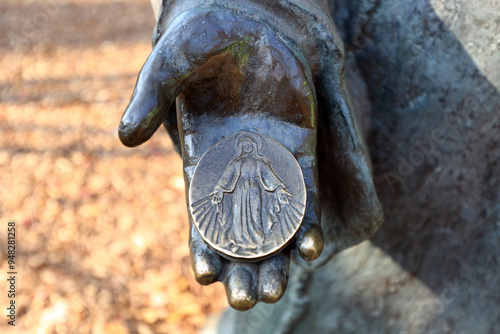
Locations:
119;8;324;310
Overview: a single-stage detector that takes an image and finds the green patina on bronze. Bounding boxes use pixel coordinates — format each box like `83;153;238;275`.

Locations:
164;72;191;91
223;36;253;74
140;106;161;129
302;80;316;126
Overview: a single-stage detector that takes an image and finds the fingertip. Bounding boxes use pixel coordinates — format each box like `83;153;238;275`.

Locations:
261;270;284;304
259;253;289;304
118;122;142;148
297;224;324;261
190;242;222;285
225;267;257;311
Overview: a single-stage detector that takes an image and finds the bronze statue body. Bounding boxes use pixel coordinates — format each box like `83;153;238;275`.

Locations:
120;0;499;332
120;0;383;311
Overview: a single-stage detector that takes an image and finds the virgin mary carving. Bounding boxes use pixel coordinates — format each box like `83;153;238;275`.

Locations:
190;133;305;258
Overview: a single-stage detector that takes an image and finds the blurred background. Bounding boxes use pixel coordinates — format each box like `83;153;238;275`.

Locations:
0;0;226;333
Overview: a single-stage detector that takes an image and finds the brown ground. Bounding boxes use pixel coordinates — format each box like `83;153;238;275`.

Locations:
0;0;226;333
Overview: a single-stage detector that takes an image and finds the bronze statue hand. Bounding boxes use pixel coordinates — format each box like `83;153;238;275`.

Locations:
118;7;324;310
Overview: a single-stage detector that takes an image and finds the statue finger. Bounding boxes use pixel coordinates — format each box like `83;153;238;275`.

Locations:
259;252;290;304
291;157;323;261
223;263;258;311
118;40;176;147
295;187;324;262
189;237;223;285
296;223;324;262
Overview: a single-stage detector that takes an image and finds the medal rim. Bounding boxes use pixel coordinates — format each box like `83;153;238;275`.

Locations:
188;131;307;260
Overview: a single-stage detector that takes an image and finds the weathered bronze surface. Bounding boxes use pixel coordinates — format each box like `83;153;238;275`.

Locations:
120;0;383;311
117;0;500;331
189;132;306;259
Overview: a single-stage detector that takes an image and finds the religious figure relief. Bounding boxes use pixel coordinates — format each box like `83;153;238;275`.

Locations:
190;132;306;259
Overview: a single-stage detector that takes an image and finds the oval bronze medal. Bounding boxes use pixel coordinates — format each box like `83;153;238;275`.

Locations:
189;132;306;260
